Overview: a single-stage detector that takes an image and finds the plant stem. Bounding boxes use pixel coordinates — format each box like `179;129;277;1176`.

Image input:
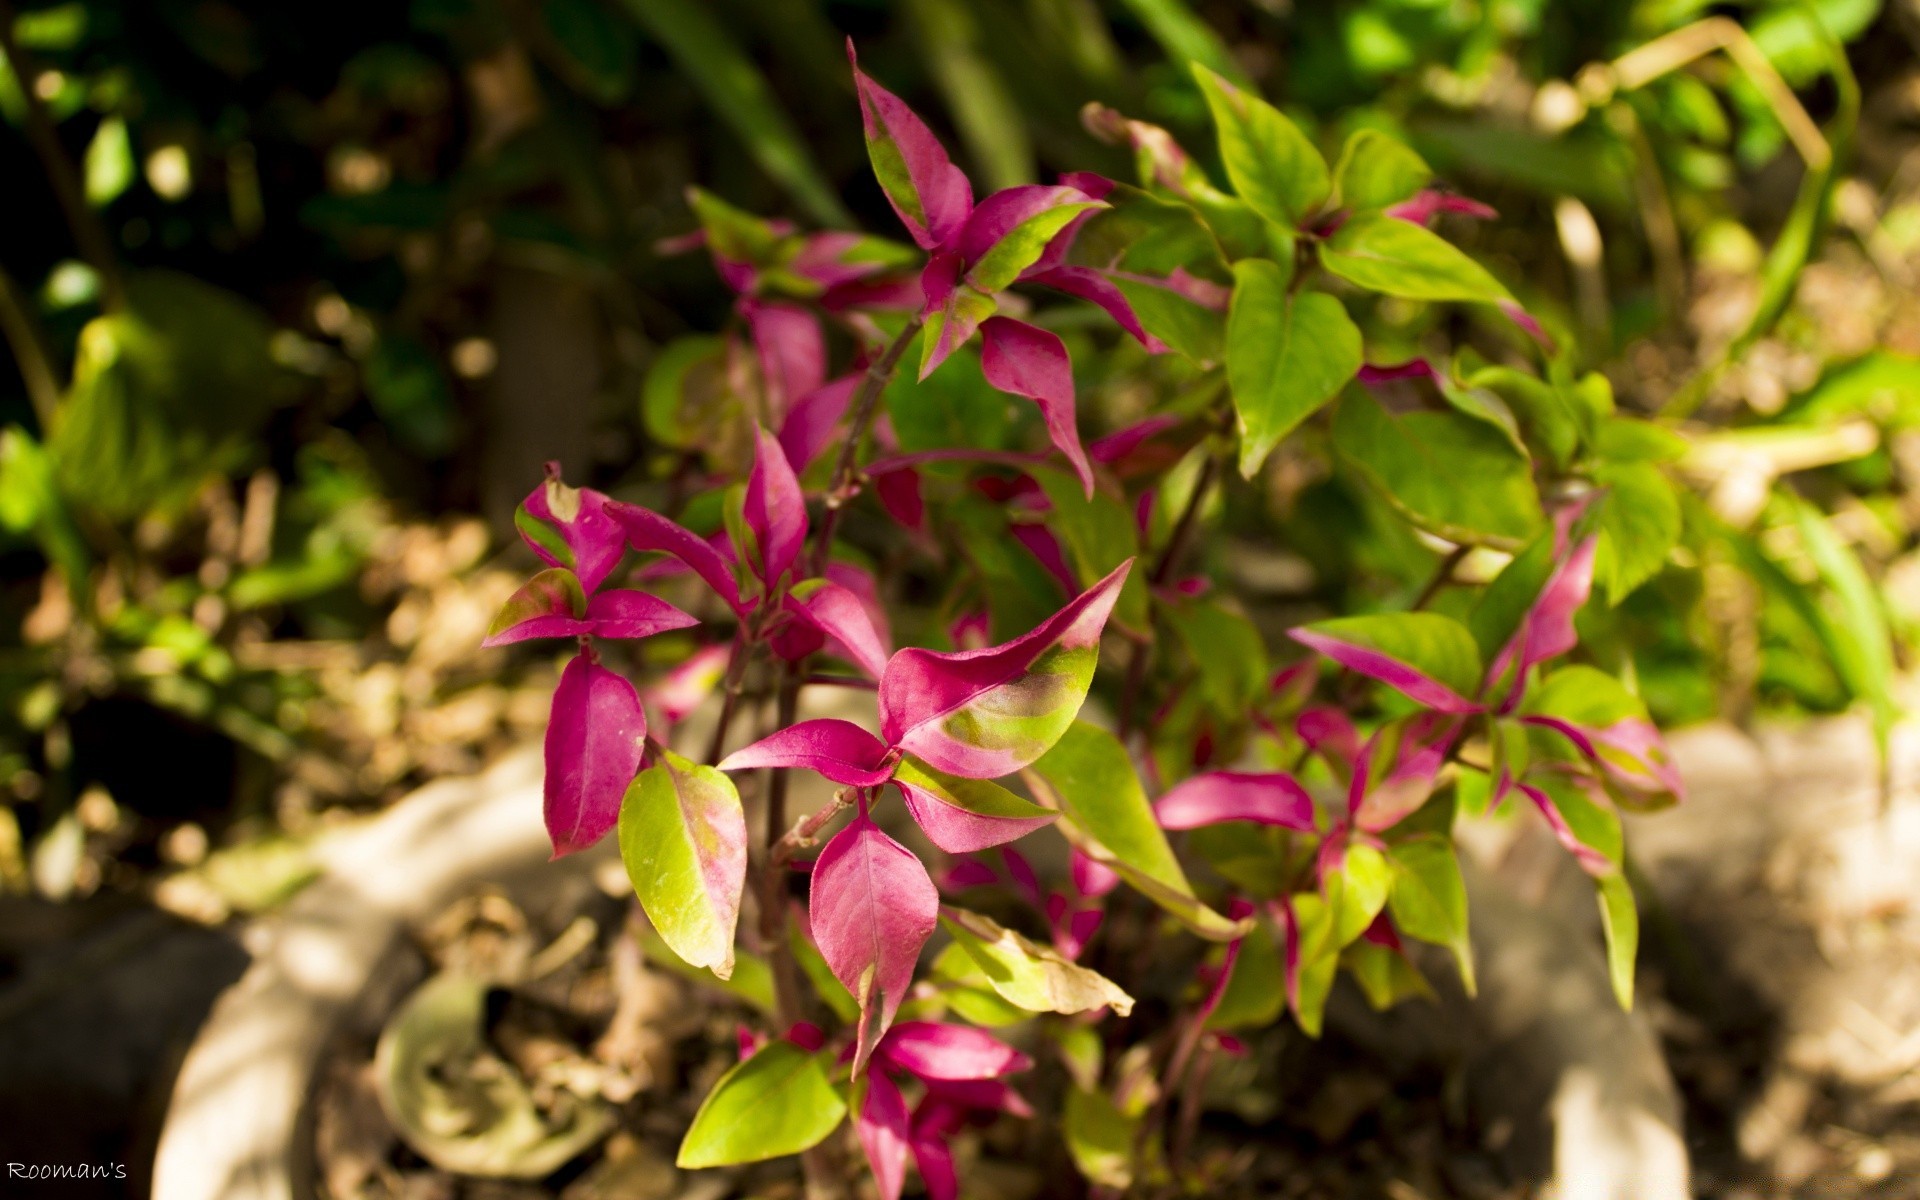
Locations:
808;316;923;578
1411;544;1470;612
703;630;755;764
1122;448;1223;737
0;0;125;312
0;258;60;431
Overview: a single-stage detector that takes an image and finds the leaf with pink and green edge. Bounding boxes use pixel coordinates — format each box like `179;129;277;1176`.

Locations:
879;560;1130;779
516;472;626;592
1290;612;1483;713
739;426;807;588
618;746;747;979
892;755;1057;854
849;41;974;253
1522;665;1683;809
810;813;940;1072
484;568;586;646
543;653;647;857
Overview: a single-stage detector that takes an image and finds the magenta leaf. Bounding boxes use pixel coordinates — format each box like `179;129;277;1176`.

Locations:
1348;716;1456;831
742;426;807;588
718;719;895;788
581;588;701;640
644;642;731;727
1290;613;1483;714
873;465;926;534
1296;705;1361;767
1154;771;1315;831
849;41;973;251
878;1021;1032;1081
780;374;860;472
610;501;746;615
517;472;626;593
1488;532;1598;707
980;316;1094;498
858;1068;911;1200
892;755;1058;854
1386;190;1498;226
909;1110;959;1200
742;299;826;421
952;185;1104;293
788;578;891;678
544;653;647;857
811;813;940;1071
1520;665;1684;807
879;560;1131;778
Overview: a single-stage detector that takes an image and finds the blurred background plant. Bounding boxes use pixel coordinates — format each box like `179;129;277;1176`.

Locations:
0;0;1912;1040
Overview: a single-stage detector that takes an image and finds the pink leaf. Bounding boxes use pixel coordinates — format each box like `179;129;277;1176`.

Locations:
743;427;807;588
879;560;1131;778
1489;534;1598;708
518;472;626;593
1025;265;1164;352
892;762;1057;854
1070;849;1119;898
1386;190;1498;225
878;1021;1032;1081
544;653;646;857
1296;705;1361;767
1523;716;1686;805
952;184;1100;280
644;642;731;727
718;719;895;787
579;588;700;641
1090;415;1183;466
742;300;825;423
1010;522;1078;595
1155;771;1315;831
811;814;940;1071
980;317;1094;498
849;41;973;251
780;374;860;473
609;501;745;615
857;1069;911;1200
1357;359;1437;385
788;579;892;678
909;1114;959;1200
872;465;926;533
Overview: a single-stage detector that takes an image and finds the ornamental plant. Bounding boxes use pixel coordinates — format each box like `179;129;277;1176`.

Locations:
488;43;1686;1197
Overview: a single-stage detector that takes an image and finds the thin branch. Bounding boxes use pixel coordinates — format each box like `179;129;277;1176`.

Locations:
0;258;60;430
0;0;125;311
808;316;924;578
1410;544;1470;612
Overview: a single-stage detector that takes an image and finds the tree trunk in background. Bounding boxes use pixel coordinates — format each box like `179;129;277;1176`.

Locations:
482;266;604;532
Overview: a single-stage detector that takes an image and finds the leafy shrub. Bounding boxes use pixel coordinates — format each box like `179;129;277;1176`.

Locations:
499;44;1694;1195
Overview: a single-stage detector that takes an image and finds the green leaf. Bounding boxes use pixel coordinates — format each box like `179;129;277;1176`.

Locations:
1386;833;1474;994
1325;841;1392;949
1206;918;1286;1031
1343;937;1431;1010
1332;128;1430;211
1299;611;1483;700
1457;364;1582;470
1321;214;1512;305
84;116;134;206
1787;493;1896;772
1031;466;1148;634
1164;598;1269;712
676;1039;847;1167
1226;262;1362;477
50;271;291;519
619;748;747;979
929;944;1033;1026
635;925;777;1016
541;0;637;103
1112;0;1244;84
887;336;1017;455
1027;722;1248;941
789;920;860;1023
641;335;736;451
1594;415;1688;463
893;755;1058;824
1111;276;1224;363
1467;527;1556;660
1592;461;1681;604
617;0;850;226
1286;893;1338;1037
1192;65;1329;227
1332;391;1543;547
940;908;1135;1015
1596;872;1638;1012
1064;1084;1137;1190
